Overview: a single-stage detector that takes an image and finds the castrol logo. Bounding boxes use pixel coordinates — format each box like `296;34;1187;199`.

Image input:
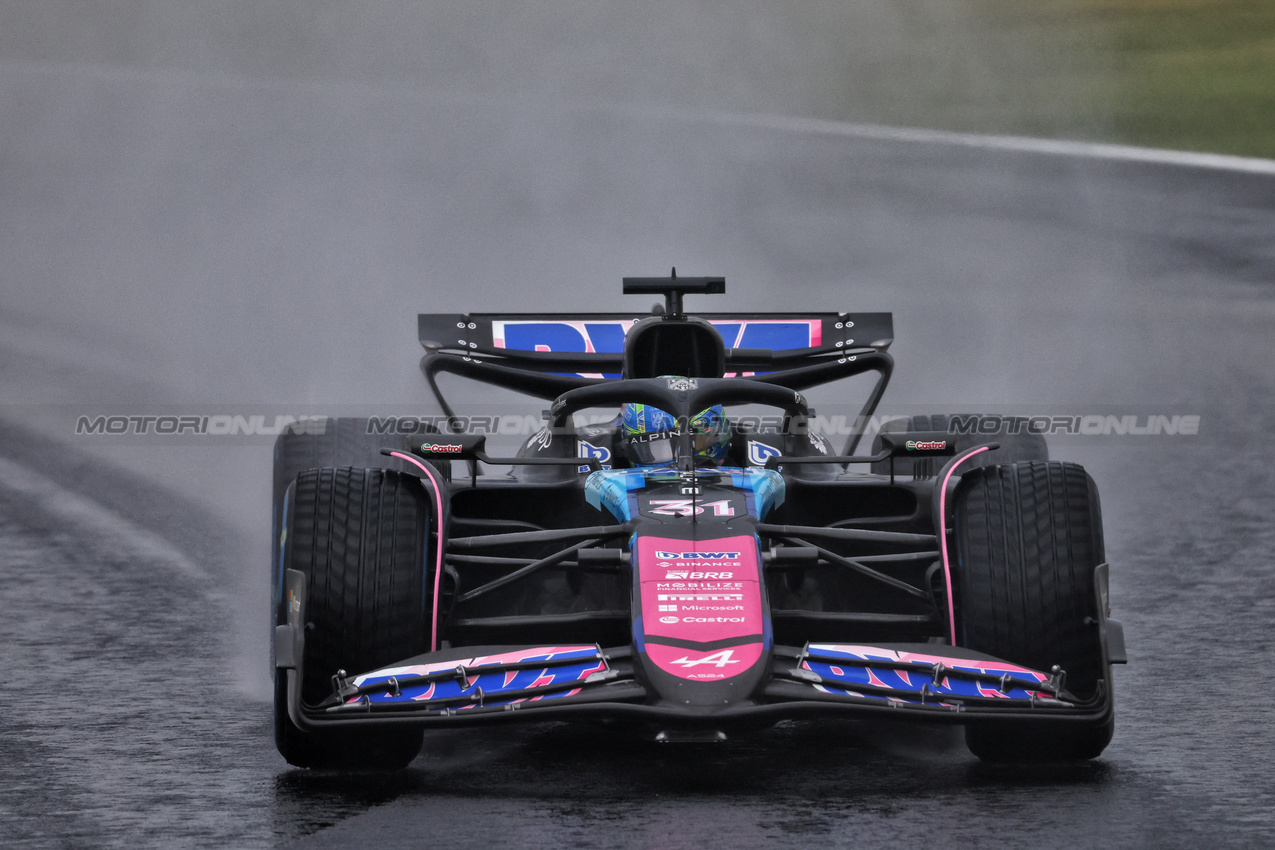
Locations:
420;442;464;454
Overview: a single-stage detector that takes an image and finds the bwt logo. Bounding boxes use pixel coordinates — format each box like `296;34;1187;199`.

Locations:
747;441;781;466
577;440;611;472
655;551;739;560
490;319;821;378
493;320;820;356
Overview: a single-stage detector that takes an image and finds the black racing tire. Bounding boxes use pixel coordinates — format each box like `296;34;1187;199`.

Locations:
272;418;444;579
871;414;1048;476
953;461;1113;762
274;467;435;770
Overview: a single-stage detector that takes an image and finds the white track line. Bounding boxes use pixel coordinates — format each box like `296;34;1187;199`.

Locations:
5;57;1274;176
704;111;1275;176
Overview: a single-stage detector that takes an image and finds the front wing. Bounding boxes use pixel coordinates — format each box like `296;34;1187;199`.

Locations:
276;571;1114;733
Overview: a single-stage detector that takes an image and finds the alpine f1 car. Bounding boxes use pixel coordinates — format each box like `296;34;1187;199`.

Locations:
271;275;1126;769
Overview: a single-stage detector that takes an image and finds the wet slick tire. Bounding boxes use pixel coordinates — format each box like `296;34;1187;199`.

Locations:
275;467;431;770
953;461;1113;762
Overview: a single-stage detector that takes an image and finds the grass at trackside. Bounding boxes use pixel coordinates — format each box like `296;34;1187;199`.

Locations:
1102;0;1275;158
0;2;1266;159
973;0;1275;159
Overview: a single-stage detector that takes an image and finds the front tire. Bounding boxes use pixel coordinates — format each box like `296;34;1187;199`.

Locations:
274;467;436;770
953;461;1113;761
272;418;442;592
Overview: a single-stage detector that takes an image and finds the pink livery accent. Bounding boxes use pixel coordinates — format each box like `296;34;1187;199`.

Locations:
644;643;764;681
936;446;991;645
807;644;1049;682
353;645;599;688
637;535;764;681
389;451;449;651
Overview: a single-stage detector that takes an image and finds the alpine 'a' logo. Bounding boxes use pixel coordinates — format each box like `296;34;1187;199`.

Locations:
670;649;741;668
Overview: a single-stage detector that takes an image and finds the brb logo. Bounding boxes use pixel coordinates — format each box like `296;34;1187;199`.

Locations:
664;571;734;580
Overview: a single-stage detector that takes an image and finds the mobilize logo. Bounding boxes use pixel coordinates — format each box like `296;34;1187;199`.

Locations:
664;571;734;580
671;649;741;669
419;442;464;454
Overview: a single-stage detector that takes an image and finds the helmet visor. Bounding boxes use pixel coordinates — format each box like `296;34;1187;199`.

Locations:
624;429;677;465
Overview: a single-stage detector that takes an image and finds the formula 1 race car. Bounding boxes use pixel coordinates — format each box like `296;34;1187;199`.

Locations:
271;275;1126;769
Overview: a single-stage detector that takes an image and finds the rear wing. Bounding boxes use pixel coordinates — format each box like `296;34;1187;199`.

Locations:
418;310;895;455
418;312;894;374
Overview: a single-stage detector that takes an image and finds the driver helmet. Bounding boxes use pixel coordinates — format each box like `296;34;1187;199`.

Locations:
620;400;731;467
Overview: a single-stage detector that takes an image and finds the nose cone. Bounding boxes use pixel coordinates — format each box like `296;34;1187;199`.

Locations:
633;534;772;706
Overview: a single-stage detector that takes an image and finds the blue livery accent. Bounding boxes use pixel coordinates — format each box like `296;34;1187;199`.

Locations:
352;647;607;712
500;320;815;356
710;322;816;351
728;467;786;519
802;645;1057;706
274;485;290;607
585;469;647;521
585;466;784;521
500;322;628;355
492;319;820;378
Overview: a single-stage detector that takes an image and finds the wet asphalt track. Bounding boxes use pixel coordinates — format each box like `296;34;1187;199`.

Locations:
2;60;1275;848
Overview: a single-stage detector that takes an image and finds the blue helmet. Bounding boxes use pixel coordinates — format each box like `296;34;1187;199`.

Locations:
620;401;731;466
